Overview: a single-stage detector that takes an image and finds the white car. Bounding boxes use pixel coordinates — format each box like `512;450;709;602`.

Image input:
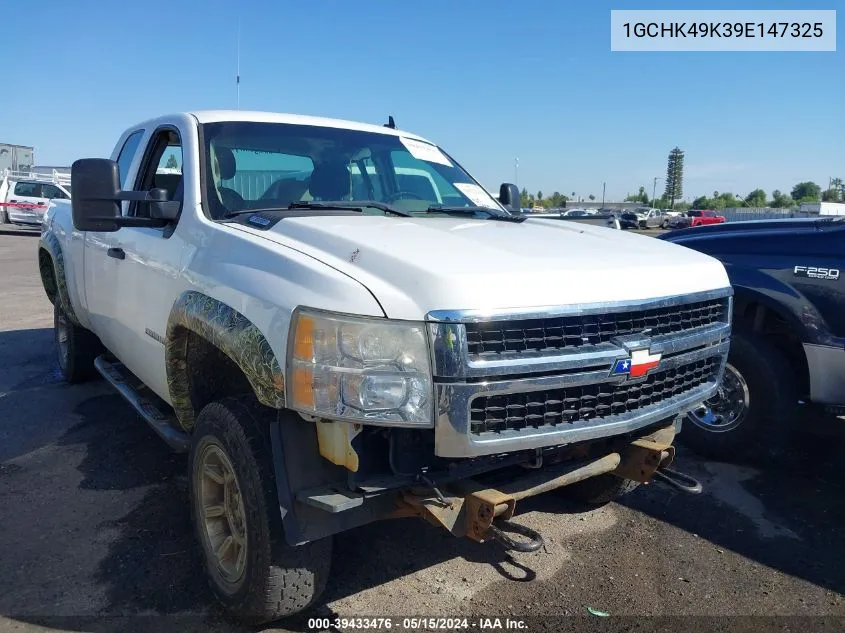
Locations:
40;110;732;623
1;178;71;226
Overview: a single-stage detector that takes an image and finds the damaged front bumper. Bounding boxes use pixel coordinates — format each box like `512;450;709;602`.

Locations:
394;422;695;549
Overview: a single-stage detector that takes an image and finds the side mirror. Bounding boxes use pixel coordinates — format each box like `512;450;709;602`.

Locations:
146;188;181;221
498;182;521;214
71;159;178;232
71;159;122;232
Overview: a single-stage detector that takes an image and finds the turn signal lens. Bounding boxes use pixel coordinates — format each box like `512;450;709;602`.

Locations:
291;366;315;409
293;315;315;360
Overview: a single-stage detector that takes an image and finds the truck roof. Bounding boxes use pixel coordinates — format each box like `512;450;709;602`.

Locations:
188;110;431;143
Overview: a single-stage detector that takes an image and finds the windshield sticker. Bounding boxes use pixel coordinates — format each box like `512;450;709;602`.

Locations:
454;183;499;209
400;137;452;167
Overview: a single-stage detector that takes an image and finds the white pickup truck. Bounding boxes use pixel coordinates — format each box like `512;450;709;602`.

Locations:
39;110;732;624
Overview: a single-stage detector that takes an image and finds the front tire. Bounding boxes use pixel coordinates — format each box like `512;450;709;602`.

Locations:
54;301;100;383
559;474;640;505
682;326;797;460
189;396;332;624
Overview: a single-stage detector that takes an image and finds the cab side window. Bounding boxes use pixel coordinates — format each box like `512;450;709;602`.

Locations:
41;184;68;200
115;130;144;189
130;129;183;221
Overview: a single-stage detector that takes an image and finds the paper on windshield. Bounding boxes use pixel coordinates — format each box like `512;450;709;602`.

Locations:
454;183;499;209
400;137;452;166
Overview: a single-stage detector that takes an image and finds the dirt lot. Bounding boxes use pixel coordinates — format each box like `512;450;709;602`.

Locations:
1;228;844;633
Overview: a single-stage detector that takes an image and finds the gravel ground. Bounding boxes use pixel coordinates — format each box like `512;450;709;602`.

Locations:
0;230;843;633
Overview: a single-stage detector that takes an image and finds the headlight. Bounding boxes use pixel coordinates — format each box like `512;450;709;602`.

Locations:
288;308;433;427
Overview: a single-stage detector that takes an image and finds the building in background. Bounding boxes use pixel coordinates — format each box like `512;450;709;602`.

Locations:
0;143;34;173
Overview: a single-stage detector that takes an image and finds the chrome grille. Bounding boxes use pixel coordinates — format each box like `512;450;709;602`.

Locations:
465;297;728;358
469;356;721;435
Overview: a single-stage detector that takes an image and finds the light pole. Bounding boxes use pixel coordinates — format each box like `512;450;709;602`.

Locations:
652;176;662;208
602;182;606;207
514;157;519;188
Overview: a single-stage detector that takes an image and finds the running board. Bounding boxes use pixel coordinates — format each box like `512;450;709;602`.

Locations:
94;356;191;453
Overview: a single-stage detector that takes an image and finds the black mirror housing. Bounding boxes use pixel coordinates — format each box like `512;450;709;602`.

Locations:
71;159;122;232
71;160;177;232
499;183;521;214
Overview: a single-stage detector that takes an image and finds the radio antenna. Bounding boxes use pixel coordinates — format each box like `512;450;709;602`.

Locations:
236;15;241;109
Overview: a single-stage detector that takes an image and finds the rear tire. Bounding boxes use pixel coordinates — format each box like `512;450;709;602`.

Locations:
661;220;670;229
54;301;100;383
560;474;640;506
681;326;797;461
189;396;332;624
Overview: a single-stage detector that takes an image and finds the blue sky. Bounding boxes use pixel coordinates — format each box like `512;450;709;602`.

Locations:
2;0;842;201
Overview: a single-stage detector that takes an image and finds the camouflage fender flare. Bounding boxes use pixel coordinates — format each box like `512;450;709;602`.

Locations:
39;232;81;325
165;291;286;431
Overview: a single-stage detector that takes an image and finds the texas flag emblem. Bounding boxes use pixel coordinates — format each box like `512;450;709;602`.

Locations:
612;348;662;378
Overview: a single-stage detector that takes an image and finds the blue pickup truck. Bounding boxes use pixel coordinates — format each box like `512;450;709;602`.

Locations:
661;217;845;459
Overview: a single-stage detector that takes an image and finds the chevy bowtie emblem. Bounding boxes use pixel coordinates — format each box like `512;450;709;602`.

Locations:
612;348;662;379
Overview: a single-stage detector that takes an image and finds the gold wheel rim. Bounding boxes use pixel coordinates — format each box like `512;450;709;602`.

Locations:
197;444;248;584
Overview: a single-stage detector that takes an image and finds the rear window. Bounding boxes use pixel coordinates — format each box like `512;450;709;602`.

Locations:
13;181;41;197
396;173;438;201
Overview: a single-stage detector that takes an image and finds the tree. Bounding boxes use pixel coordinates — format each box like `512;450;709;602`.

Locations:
790;181;821;202
625;186;649;205
537;191;543;201
770;190;793;208
520;187;529;207
165;153;179;169
663;147;685;209
691;195;710;210
744;189;767;207
822;188;841;202
715;192;740;209
548;192;568;207
588;194;596;201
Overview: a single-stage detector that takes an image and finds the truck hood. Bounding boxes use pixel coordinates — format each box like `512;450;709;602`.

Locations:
237;216;730;320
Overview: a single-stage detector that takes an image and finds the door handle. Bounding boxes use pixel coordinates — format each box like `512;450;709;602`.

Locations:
107;247;125;260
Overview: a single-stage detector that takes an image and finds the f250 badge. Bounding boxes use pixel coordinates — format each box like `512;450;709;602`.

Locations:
612;348;662;379
794;265;840;280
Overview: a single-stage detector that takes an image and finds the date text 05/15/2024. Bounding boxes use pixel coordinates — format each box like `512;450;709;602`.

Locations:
307;617;528;630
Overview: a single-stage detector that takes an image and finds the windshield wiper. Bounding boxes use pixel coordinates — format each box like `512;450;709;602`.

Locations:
223;200;411;220
425;205;526;223
288;201;411;217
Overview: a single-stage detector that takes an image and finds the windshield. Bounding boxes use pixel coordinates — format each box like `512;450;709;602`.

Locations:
201;122;507;220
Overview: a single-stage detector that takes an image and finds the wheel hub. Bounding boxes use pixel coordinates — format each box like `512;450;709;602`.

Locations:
197;444;248;584
687;363;750;433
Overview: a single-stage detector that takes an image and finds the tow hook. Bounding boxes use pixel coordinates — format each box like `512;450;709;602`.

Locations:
652;466;703;494
486;519;544;553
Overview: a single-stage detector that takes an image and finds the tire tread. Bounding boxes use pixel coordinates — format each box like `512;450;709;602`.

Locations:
189;396;331;624
55;301;100;383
